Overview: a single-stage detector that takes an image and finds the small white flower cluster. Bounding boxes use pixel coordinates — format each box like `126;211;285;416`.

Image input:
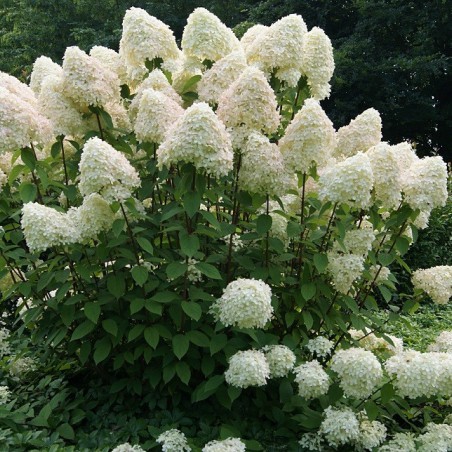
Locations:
29;56;63;95
90;46;128;86
0;385;11;404
326;253;364;294
8;356;36;378
221;233;244;252
279;99;336;174
263;345;296;378
355;412;387;451
349;328;403;355
119;7;180;83
202;437;246;452
306;336;334;358
245;14;307;86
187;258;202;283
367;265;391;285
319;406;360;447
366;143;402;210
412;266;452;305
217;66;280;147
157;102;233;178
334;108;382;160
210;278;273;329
301;27;335;99
0;327;11;357
239;132;289;197
428;331;452;353
330;348;383;399
198;51;248;104
156;429;191;452
224;349;270;388
340;228;376;257
79;137;141;202
416;423;452;452
293;360;330;399
111;443;145;452
379;432;416;452
134;88;184;144
319;152;374;210
385;350;452;398
181;8;239;63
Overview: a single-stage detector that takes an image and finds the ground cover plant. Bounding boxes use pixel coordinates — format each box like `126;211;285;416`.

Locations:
0;6;451;451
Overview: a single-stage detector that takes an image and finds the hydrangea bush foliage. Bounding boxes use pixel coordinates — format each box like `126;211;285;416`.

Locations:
1;6;451;451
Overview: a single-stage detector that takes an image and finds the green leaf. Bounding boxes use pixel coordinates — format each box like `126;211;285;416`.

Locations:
166;262;187;280
8;164;25;183
107;275;126;299
112;219;125;237
57;423;75;440
379;253;395;266
128;324;145;342
188;330;210;347
395;236;410;255
313;253;328;273
210;334;228;355
176;361;191;385
302;311;313;330
182;74;202;93
301;282;316;301
364;400;379;421
204;375;224;392
179;231;200;257
70;320;95;341
144;327;159;348
84;302;101;324
19;182;37;203
183;191;201;218
381;382;395;404
137;237;154;255
102;319;118;337
181;301;202;321
173;334;189;360
256;214;272;234
93;337;111;364
21;147;36;170
379;285;392;303
132;266;148;286
144;300;163;315
196;262;222;280
130;298;145;315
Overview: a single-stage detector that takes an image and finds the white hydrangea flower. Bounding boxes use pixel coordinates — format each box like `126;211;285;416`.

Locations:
170;54;203;95
0;71;39;107
79;137;141;202
355;412;387;451
8;356;36;378
111;443;145;452
428;331;452;353
300;27;335;100
368;265;392;285
90;46;128;86
134;89;184;144
327;253;365;294
129;69;182;122
385;350;452;398
157;102;233;178
187;258;202;283
0;385;11;404
298;432;324;451
239;132;290;197
240;24;268;52
331;348;382;399
202;437;246;452
413;209;432;230
417;423;452;452
269;211;290;248
379;432;416;452
156;429;191;452
390;141;418;179
332;228;376;258
221;233;244;252
217;67;280;140
366;143;402;210
263;345;296;378
198;50;248;104
39;75;94;138
75;193;116;242
401;156;448;212
412;266;452;305
293;360;330;399
0;86;52;154
280;99;336;174
119;7;181;84
62;46;120;109
319;152;374;209
225;349;270;388
21;203;79;253
181;8;239;63
319;406;360;448
245;15;307;86
0;328;11;357
306;336;334;358
210;278;273;329
105;100;132;133
334;108;382;160
29;56;63;95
